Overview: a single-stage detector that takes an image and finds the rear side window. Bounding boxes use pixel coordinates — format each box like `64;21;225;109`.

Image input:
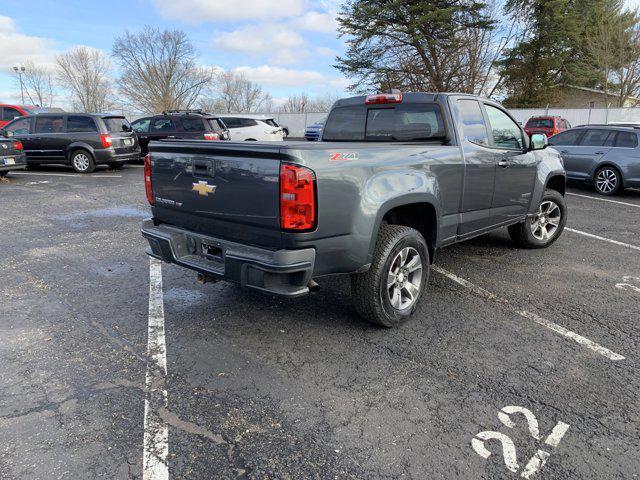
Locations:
458;99;489;145
67;116;98;133
181;117;205;132
239;118;257;127
322;106;366;141
2;107;22;121
614;131;638;148
549;130;582;146
151;118;175;132
132;118;150;133
5;117;31;135
103;117;132;133
34;116;64;134
580;129;613;146
207;119;224;130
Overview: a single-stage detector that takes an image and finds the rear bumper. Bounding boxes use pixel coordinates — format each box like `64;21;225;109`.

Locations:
141;218;316;297
94;148;141;164
0;154;27;172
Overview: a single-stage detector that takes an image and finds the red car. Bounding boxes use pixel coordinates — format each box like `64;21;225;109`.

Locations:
0;104;63;128
524;116;571;138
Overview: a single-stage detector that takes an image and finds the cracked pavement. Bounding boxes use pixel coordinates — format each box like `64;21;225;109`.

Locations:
0;166;639;479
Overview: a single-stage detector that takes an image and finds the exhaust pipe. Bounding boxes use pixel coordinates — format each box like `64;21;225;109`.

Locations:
308;279;320;293
196;273;217;284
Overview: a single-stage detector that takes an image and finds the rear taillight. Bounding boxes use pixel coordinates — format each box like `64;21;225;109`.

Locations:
280;163;316;231
203;132;220;140
365;92;403;104
144;154;153;206
100;134;112;148
13;141;23;150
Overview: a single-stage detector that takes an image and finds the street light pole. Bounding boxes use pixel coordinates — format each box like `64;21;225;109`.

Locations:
13;65;26;104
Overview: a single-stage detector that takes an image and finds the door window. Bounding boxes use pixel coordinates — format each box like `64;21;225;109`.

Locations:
485;104;524;149
2;107;22;121
132;118;150;133
103;117;132;133
181;117;205;132
457;99;489;145
150;118;175;133
67;116;98;133
614;131;638;148
549;130;582;146
4;117;31;135
580;129;614;146
34;116;64;133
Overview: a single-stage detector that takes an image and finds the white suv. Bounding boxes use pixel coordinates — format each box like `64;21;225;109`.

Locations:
217;115;284;142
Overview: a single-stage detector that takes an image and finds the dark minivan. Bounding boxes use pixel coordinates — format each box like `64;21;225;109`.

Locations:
1;113;140;173
131;110;230;157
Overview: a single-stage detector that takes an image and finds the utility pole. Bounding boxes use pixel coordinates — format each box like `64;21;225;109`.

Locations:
13;65;26;104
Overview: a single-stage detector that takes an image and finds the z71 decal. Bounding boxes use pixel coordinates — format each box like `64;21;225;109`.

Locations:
330;152;359;162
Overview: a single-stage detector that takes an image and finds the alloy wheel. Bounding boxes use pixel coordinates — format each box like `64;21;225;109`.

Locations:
386;247;423;310
530;200;561;241
73;153;90;172
596;168;619;194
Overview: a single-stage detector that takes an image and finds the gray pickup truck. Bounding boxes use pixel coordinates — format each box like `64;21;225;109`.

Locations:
142;92;567;327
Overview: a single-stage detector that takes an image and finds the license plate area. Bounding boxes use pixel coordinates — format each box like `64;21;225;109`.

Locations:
123;138;133;146
3;158;15;165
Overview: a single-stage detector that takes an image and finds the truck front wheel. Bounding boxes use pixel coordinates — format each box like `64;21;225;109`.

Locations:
351;225;429;327
508;189;567;248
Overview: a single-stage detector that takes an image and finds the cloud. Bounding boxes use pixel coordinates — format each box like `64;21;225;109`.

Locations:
154;0;307;23
0;16;56;70
315;46;337;58
291;11;339;34
231;65;348;89
218;24;307;65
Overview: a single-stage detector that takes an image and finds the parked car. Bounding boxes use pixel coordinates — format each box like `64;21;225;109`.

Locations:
305;119;325;141
549;124;640;195
131;110;230;157
0;104;64;128
0;135;26;176
0;113;140;173
141;91;566;327
524;116;571;138
214;114;285;142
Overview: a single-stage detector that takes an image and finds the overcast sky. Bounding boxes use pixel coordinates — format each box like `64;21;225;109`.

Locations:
1;0;639;108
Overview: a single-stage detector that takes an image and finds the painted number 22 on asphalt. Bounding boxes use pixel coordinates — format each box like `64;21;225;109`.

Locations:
472;406;570;478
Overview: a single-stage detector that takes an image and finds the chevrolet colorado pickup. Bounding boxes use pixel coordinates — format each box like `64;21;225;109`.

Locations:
141;92;567;327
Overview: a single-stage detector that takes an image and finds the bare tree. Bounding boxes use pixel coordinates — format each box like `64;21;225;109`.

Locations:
279;92;341;112
13;60;56;107
200;71;272;113
112;26;213;113
56;47;114;112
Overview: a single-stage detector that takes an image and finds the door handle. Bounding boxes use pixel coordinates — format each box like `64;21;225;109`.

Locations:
498;160;510;168
560;150;568;154
595;151;604;155
167;136;176;139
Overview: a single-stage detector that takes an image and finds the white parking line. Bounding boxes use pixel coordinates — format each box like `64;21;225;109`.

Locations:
10;172;122;178
567;192;640;209
565;228;640;252
143;258;169;480
432;266;625;361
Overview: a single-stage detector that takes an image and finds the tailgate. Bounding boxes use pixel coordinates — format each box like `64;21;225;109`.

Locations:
0;139;19;161
149;141;283;248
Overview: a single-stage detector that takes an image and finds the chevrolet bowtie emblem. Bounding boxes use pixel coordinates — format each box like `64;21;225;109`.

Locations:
192;181;216;196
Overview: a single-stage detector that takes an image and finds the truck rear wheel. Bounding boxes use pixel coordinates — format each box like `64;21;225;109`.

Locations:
351;224;429;327
508;189;567;248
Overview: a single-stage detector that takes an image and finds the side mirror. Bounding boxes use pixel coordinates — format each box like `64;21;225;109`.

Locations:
1;129;11;137
530;133;548;150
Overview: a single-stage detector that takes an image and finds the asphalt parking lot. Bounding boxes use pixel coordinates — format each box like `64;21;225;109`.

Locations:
1;166;639;479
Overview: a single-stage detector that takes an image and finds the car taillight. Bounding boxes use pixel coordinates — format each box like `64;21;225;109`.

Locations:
100;134;112;148
203;132;220;140
144;154;153;206
365;92;403;104
280;163;316;231
12;141;23;150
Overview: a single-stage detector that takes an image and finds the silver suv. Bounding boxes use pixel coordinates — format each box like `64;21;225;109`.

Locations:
549;124;640;195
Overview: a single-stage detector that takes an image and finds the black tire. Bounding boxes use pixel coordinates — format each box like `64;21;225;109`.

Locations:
508;189;567;248
70;150;95;174
0;171;8;177
594;165;622;196
351;224;429;327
